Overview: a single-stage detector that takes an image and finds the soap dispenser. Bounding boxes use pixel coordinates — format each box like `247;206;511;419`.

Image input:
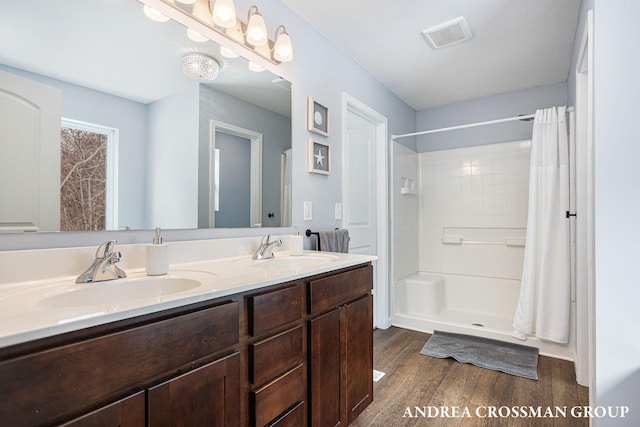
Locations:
146;227;169;276
290;224;303;256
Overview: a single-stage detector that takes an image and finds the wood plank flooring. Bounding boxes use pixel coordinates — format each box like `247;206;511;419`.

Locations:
352;327;589;427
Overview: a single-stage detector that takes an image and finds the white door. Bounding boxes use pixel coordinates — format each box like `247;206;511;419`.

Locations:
345;111;377;257
343;95;389;329
0;69;61;232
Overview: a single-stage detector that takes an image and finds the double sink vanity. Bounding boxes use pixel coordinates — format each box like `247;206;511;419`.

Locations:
0;236;375;426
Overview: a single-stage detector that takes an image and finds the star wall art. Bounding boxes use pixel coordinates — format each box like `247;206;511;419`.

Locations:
308;139;330;175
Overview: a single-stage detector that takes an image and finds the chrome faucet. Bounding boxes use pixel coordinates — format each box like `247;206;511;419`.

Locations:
76;241;127;283
252;234;282;260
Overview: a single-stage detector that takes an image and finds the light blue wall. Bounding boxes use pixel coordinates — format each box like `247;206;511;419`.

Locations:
415;82;567;152
197;85;291;228
262;2;417;240
591;1;640;424
147;84;200;230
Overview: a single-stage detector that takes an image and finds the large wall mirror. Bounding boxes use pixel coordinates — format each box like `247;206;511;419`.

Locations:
0;0;292;234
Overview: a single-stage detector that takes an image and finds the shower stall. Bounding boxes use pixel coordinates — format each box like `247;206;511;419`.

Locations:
390;113;575;360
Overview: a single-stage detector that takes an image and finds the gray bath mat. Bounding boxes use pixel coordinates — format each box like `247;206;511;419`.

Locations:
420;330;539;380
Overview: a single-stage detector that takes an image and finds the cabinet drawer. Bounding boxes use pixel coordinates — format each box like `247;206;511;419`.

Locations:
148;352;241;427
269;401;305;427
308;264;373;314
252;364;305;427
248;284;303;336
250;325;303;386
0;301;239;427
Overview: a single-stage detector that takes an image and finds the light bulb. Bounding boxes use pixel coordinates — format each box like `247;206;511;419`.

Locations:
246;8;267;46
211;0;236;29
187;29;208;43
143;5;169;23
220;46;239;58
274;31;293;62
248;62;265;72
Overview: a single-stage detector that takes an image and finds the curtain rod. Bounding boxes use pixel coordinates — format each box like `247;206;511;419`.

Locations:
391;106;574;141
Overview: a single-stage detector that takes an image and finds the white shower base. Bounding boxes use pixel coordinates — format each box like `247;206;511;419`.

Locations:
392;272;572;360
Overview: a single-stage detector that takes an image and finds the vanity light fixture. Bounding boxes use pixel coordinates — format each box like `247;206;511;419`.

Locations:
273;25;293;62
245;5;268;47
248;61;265;72
210;0;236;28
150;0;293;65
143;5;169;22
182;53;220;81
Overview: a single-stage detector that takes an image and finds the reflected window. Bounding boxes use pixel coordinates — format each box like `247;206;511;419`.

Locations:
60;118;118;231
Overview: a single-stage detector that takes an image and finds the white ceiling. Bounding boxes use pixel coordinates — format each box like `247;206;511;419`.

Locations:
0;1;581;114
279;0;582;111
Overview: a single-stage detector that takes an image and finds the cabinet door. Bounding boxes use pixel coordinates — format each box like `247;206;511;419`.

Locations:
344;295;373;424
59;391;145;427
309;308;343;427
148;352;240;427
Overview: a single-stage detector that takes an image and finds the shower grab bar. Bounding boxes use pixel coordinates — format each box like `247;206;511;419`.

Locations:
442;238;525;247
441;226;526;247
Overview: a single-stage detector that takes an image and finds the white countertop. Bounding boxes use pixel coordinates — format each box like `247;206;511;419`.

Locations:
0;251;375;349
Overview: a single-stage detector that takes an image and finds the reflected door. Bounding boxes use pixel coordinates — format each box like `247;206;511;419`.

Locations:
214;131;252;228
0;69;61;232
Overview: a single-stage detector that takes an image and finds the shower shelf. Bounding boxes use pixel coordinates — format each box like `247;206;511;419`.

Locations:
400;177;417;195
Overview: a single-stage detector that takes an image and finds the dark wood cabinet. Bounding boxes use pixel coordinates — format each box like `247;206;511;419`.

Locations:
344;294;374;424
0;262;373;427
309;308;343;426
148;352;241;427
59;391;146;427
308;265;374;427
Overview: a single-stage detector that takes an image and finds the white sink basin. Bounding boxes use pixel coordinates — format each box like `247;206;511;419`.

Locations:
38;276;202;308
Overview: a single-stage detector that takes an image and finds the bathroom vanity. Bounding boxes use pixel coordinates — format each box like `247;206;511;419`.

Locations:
0;242;374;427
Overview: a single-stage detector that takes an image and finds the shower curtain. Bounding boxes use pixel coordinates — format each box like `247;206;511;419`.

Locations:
513;106;571;343
280;149;292;226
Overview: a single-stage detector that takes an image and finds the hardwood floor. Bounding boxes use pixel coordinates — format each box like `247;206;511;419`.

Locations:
351;327;589;427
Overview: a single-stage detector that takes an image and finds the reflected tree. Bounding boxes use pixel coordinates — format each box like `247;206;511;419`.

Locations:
60;128;106;231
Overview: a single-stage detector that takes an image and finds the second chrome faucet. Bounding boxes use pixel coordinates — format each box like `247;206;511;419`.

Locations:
252;234;282;260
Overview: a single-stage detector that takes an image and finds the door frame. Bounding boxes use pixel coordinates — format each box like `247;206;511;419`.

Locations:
209;120;262;227
574;9;595;395
342;93;390;329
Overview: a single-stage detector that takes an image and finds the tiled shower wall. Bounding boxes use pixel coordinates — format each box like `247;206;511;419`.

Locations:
418;140;531;279
392;142;419;281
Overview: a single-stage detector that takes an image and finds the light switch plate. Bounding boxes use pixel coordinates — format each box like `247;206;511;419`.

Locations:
303;202;313;221
335;203;342;220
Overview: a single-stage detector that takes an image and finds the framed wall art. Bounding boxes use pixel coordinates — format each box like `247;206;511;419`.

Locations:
308;139;330;175
307;97;329;136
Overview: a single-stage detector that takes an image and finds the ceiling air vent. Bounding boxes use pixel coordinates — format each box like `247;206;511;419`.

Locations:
421;16;473;49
